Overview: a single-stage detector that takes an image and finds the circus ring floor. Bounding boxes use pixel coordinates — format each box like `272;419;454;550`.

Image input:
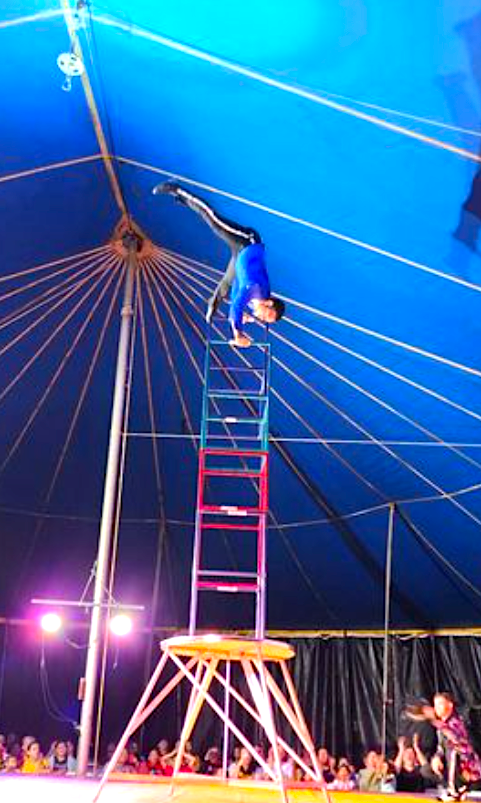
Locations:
0;774;428;803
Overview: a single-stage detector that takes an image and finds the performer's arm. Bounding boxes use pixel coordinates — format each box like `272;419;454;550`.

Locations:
413;733;428;766
229;285;254;347
394;737;406;773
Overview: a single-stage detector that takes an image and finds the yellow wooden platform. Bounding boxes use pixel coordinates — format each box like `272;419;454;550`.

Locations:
0;773;426;803
161;634;295;661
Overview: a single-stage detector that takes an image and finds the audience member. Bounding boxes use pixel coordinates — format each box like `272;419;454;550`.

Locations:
229;747;254;779
48;740;77;774
0;756;18;774
358;750;383;792
327;763;358;790
317;747;335;783
20;740;49;774
201;746;222;776
394;735;425;793
138;748;163;775
113;747;137;774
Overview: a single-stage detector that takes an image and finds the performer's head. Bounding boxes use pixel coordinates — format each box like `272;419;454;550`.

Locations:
434;691;455;720
255;297;286;324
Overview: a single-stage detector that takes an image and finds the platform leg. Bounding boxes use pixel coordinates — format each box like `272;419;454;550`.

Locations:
93;650;169;802
168;651;275;781
255;656;289;803
204;659;316;781
264;664;321;766
130;657;197;732
242;657;288;803
221;659;231;780
172;656;219;778
280;660;332;803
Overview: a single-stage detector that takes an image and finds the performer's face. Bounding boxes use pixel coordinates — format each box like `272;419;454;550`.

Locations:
256;301;278;323
434;695;454;719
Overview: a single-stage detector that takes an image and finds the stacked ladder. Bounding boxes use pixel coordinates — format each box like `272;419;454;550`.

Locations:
188;335;271;639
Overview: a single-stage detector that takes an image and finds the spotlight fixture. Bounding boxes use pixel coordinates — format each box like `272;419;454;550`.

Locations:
40;612;63;634
109;613;133;637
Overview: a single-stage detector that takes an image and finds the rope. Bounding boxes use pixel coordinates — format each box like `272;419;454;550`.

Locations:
60;2;128;217
0;258;112;360
125;432;481;448
161;252;481;393
0;269;97;334
141;262;197;449
283;316;481;425
172;255;481;385
94;14;480;163
152;257;340;622
0;245;109;284
37;262;126;509
279;298;481;377
163;256;481;529
308;87;481;138
0;155;102;184
125;159;481;295
164;256;481;466
160;256;384;499
0;9;64;29
0;257;117;407
0;249;111;311
162;257;481;612
161;255;481;486
4;261;123;603
270;329;481;527
147;259;245;574
0;263;120;476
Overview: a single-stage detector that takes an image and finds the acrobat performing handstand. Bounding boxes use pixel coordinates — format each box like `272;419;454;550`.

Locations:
153;182;285;347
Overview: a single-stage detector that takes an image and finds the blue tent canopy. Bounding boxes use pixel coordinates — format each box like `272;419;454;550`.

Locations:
1;0;481;630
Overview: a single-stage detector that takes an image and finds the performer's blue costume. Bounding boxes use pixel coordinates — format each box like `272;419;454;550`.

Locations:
229;244;270;331
152;182;282;335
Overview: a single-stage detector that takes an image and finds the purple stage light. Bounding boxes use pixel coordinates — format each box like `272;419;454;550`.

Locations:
109;613;132;636
40;612;62;634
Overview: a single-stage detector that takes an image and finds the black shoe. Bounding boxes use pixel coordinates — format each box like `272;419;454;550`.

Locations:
152;181;185;199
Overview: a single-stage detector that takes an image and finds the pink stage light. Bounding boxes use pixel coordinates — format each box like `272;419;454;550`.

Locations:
109;613;133;637
40;612;62;634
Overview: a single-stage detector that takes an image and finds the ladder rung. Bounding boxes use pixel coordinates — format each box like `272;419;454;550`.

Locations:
207;416;262;425
209;340;270;351
197;581;258;593
209;391;268;401
200;505;267;516
210;366;264;373
205;436;265;444
203;468;263;478
198;570;258;578
200;523;261;531
203;449;268;458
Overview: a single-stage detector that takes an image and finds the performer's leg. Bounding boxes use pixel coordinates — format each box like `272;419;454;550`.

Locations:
154;182;261;250
206;257;236;323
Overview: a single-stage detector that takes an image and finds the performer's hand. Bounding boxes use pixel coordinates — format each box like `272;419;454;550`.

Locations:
421;705;436;720
230;333;252;348
242;313;255;323
404;703;432;721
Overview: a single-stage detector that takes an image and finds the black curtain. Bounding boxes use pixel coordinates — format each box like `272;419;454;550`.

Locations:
2;624;481;765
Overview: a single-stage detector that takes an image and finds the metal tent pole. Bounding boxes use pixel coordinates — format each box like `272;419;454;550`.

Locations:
77;236;138;775
381;502;395;757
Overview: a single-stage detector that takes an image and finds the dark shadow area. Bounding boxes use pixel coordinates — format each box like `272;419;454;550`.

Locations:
439;12;481;259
